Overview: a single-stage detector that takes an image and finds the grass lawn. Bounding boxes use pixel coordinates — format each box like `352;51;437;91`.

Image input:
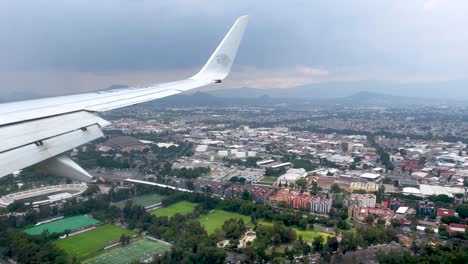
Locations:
54;224;136;260
197;210;251;234
25;215;100;235
296;229;331;242
258;176;277;185
113;193;165;209
258;220;331;242
151;201;197;218
84;238;171;264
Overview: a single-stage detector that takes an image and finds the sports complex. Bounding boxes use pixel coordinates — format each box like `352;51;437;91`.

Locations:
24;215;171;262
85;237;171;264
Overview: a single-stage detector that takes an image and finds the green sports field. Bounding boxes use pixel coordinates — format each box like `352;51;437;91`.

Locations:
113;193;165;209
85;238;171;264
25;215;100;235
258;176;277;185
54;224;136;260
197;210;251;234
151;201;197;218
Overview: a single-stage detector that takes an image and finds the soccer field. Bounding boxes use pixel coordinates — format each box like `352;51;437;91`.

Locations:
25;215;100;235
151;201;197;218
54;224;136;260
197;210;251;234
113;193;165;209
85;238;171;264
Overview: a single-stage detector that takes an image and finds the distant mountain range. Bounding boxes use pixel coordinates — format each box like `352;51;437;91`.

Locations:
206;80;468;100
152;90;459;108
2;80;467;106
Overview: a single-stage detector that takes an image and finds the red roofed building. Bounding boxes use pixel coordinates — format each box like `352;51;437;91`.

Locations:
269;189;332;214
447;223;468;234
437;208;456;217
364;153;379;161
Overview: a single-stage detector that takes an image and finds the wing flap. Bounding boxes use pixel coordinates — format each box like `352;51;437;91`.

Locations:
0;111;110;153
0;124;104;178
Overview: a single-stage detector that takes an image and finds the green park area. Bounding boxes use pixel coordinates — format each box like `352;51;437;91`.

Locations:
113;193;165;209
54;224;136;260
25;215;100;235
151;201;197;218
84;238;171;264
258;220;331;242
197;210;251;234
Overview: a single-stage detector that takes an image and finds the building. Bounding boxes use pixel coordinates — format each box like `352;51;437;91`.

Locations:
437;208;456;217
388;198;404;211
101;136;149;152
346;193;377;208
360;173;381;181
277;168;307;185
341;142;354;152
447;223;468;234
269;189;332;214
348;205;395;224
418;201;436;215
350;182;380;192
309;195;333;214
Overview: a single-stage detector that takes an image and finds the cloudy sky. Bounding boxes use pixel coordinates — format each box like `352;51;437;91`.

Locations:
1;0;468;96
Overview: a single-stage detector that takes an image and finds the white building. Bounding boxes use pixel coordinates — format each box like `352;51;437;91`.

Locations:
347;193;377;208
218;150;229;157
360;173;381;181
277;168;307;185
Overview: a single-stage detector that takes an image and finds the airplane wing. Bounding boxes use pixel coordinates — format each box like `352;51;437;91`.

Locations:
0;16;248;182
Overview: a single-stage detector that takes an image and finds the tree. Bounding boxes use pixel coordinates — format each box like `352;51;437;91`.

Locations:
327;236;339;253
242;190;251;200
229;176;239;183
222;218;246;240
418;157;427;166
238;177;247;184
296;178;307;190
312;236;324;252
330;183;342;193
365;214;375;224
456;204;468;219
185;180;195;190
7;200;28;212
83;184;100;197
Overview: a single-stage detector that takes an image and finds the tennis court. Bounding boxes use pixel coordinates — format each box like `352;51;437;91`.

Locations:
85;238;171;264
25;215;100;235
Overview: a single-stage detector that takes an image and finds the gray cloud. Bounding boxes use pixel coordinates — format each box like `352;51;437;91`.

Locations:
1;0;468;95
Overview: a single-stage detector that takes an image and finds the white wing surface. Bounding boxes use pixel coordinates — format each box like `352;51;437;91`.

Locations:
0;16;248;181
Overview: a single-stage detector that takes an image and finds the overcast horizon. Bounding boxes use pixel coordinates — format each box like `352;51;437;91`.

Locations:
1;0;468;98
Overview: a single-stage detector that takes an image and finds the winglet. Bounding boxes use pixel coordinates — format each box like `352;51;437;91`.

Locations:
191;16;248;82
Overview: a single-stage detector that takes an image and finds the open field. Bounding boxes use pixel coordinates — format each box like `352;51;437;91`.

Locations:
258;220;331;242
296;228;332;242
258;176;277;185
151;201;197;218
85;238;171;264
54;224;136;260
197;210;251;234
113;193;165;209
25;215;100;235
